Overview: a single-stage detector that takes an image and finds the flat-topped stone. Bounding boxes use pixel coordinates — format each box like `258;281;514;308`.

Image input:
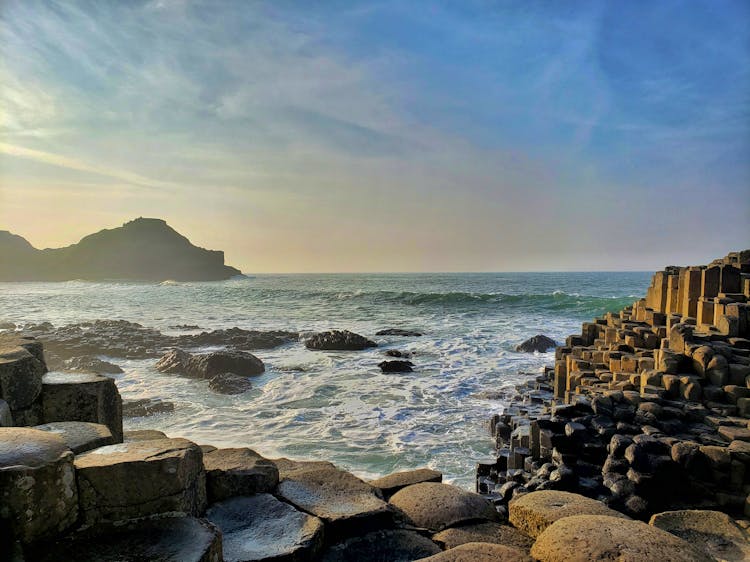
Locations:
41;372;123;441
416;542;533;561
34;421;114;454
74;437;206;524
649;510;750;561
432;521;534;552
203;447;279;502
531;515;711;562
124;429;168;441
276;461;393;540
508;491;628;538
389;482;499;533
28;516;222;562
206;494;323;562
322;529;441;562
0;427;78;544
369;468;442;498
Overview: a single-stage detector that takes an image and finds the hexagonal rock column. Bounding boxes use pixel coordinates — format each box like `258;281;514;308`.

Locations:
0;428;78;544
203;448;279;503
369;468;442;499
74;438;206;525
508;490;629;538
275;459;394;541
27;516;222;562
41;372;123;442
321;529;441;561
0;336;46;426
417;542;533;562
432;521;534;553
206;494;323;562
34;421;115;454
388;482;499;533
530;515;711;562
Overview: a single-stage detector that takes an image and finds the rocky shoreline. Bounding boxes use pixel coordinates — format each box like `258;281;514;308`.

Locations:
1;251;750;560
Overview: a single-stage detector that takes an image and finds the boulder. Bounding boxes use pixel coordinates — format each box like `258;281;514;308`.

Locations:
34;421;114;454
0;335;46;425
276;461;393;540
206;494;323;562
322;529;441;562
515;335;556;353
61;355;124;375
376;329;423;337
28;516;222;562
432;521;534;552
208;373;253;394
649;509;750;561
203;448;279;502
508;490;628;538
531;515;711;562
378;360;414;373
41;372;123;441
74;438;206;524
388;482;498;532
416;542;533;561
156;349;264;378
0;427;78;544
124;429;168;441
304;330;377;351
369;468;442;499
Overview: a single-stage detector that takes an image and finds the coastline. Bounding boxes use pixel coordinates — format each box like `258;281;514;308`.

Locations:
0;252;748;560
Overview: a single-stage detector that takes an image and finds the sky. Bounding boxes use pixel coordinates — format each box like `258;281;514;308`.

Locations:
1;0;749;273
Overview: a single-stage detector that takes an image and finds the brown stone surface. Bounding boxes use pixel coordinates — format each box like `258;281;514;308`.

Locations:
369;468;442;498
34;421;114;454
508;491;628;538
389;482;498;532
416;542;533;562
203;447;279;502
531;515;711;562
432;521;533;552
124;429;168;441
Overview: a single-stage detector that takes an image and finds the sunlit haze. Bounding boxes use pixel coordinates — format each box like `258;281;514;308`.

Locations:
1;1;749;272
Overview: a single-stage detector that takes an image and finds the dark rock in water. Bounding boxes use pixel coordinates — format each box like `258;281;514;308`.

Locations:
208;373;252;394
61;355;124;375
156;348;265;378
304;330;377;351
169;324;200;330
122;398;175;417
515;335;557;353
0;321;16;330
376;328;423;337
385;349;413;358
176;327;297;350
378;360;414;373
0;217;242;281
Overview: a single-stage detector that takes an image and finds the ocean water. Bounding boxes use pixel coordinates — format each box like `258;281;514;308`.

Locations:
0;272;650;488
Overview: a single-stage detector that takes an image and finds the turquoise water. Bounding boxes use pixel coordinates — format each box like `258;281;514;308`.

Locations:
0;272;650;488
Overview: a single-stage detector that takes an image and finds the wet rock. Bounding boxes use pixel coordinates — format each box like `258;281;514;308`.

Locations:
206;494;323;562
417;542;533;561
508;490;628;538
0;428;78;544
208;373;253;394
74;438;206;524
650;509;750;561
34;421;114;454
276;460;393;540
378;360;414;373
376;328;423;337
531;514;711;562
369;468;442;499
124;429;168;441
122;397;175;417
156;348;265;378
385;349;412;358
389;482;498;532
61;355;123;375
41;372;123;441
432;521;534;552
203;447;279;502
322;529;440;562
515;335;556;353
28;516;222;562
304;330;377;351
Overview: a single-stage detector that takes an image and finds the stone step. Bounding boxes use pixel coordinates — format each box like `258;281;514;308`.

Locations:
34;421;114;454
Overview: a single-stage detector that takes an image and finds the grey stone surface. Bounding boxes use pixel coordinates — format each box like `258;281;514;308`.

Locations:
203;447;279;502
369;468;442;498
649;510;750;561
34;421;114;454
322;529;441;562
206;494;323;562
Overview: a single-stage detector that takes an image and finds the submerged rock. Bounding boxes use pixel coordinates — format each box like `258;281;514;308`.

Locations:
208;373;252;394
385;349;412;358
304;330;377;351
378;360;414;373
515;335;556;353
376;328;423;337
122;398;175;417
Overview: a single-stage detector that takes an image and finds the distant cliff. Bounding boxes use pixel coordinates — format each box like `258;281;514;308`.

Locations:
0;218;242;281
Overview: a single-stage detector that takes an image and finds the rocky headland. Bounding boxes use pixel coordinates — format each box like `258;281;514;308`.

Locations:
0;218;242;281
1;251;750;560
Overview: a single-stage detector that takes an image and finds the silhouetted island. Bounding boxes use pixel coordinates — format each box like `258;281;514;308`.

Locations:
0;218;242;281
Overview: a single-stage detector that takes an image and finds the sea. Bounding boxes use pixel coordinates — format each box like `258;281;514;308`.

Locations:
0;272;651;489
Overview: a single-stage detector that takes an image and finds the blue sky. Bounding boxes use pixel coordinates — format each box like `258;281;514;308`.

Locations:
1;0;748;271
